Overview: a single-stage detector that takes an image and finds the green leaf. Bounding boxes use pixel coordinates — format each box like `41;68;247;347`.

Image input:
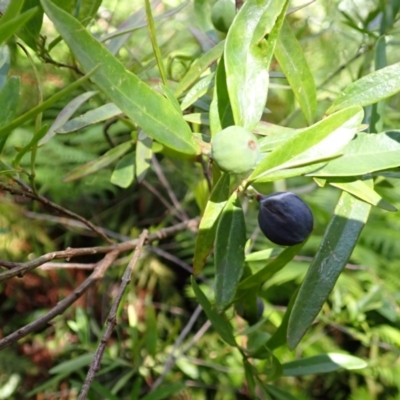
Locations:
193;173;230;275
209;56;234;136
274;19;316;125
214;191;246;310
63;141;132;182
282;353;368;376
136;131;153;183
243;359;257;396
41;0;199;156
18;0;44;50
329;178;397;212
0;66;99;139
0;7;38;46
0;46;10;91
180;73;214;111
225;0;289;130
13;124;48;167
250;106;364;182
0;76;20;127
56;103;122;134
1;0;24;24
110;152;135;188
140;383;186;400
174;40;224;98
287;191;371;350
0;76;20;153
191;276;237;346
265;384;299;400
327;61;400;114
49;353;100;374
237;243;304;292
309;131;400;177
40;91;98;143
266;288;299;350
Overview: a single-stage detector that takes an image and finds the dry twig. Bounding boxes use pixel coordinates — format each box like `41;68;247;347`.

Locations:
0;183;113;243
0;251;119;351
78;230;148;400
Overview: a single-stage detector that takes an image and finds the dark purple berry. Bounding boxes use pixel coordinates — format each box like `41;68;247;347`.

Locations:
258;192;313;246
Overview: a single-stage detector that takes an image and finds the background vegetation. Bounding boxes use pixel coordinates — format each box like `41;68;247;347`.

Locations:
1;0;400;399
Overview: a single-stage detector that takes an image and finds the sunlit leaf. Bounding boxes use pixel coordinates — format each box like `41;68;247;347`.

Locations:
287;191;371;350
193;173;230;275
282;353;368;376
41;0;200;156
214;191;246;310
225;0;289;130
328;61;400;114
63;141;132;182
274;19;316;124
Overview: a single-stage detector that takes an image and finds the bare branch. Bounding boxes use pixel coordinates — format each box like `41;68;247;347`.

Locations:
0;183;113;244
78;230;148;400
0;250;119;351
0;218;198;281
151;155;189;220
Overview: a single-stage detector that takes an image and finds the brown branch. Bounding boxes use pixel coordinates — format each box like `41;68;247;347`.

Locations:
78;230;148;400
152;155;189;221
140;180;184;221
0;183;113;244
0;250;119;351
0;218;198;281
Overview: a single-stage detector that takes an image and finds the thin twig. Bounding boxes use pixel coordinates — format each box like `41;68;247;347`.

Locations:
78;230;148;400
1;183;113;244
141;180;185;222
39;262;98;270
23;211;129;241
151;155;189;220
0;251;119;351
0;218;198;281
151;303;203;391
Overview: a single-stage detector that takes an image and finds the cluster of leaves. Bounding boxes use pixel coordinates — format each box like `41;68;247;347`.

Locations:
1;0;400;399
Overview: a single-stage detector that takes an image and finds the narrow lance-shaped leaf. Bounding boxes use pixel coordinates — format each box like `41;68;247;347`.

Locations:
136;131;153;183
63;141;132;182
0;76;20;153
57;103;122;134
214;191;246;310
309;131;400;177
0;46;11;91
191;276;236;346
209;56;234;136
249;106;364;182
329;178;397;212
327;61;400;114
274;19;316;125
282;353;367;376
181;73;214;111
0;66;99;139
175;40;225;98
287;191;371;350
40;91;98;144
193;173;230;275
41;0;199;156
110;152;135;189
225;0;289;130
0;7;38;46
237;243;304;292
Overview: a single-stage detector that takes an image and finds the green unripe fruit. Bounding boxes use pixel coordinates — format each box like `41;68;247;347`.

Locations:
211;126;260;174
211;0;236;33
